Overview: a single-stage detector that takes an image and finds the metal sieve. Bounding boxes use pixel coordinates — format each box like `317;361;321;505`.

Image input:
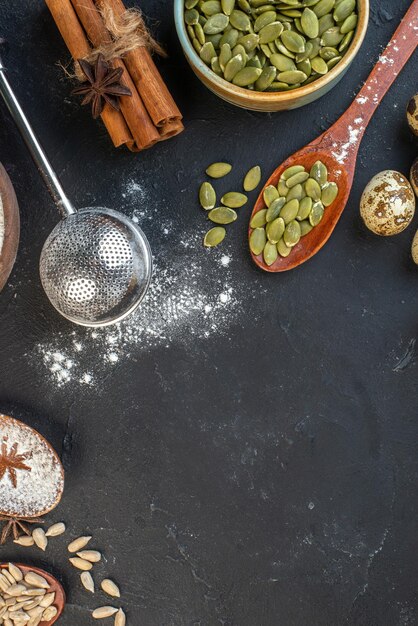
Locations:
0;52;152;327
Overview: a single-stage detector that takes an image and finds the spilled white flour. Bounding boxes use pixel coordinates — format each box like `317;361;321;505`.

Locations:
0;415;64;517
34;179;261;388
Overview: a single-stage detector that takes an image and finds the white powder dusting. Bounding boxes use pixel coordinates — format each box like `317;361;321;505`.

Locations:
0;415;64;517
331;126;363;164
34;180;263;388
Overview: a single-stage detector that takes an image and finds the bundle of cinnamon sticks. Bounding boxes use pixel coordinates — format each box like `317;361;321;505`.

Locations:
45;0;183;151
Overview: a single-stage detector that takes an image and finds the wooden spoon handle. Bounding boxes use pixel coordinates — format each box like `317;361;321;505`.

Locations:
321;0;418;169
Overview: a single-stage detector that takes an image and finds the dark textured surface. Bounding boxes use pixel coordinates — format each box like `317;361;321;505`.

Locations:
0;1;417;624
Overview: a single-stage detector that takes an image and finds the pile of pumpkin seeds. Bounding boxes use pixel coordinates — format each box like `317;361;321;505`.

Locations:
249;160;338;264
200;163;262;247
184;0;358;91
0;564;58;625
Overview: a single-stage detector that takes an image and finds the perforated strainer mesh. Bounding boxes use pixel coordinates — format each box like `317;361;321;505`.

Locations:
40;208;152;327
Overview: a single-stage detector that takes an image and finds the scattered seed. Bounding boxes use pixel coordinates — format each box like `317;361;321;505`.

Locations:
115;608;126;626
45;522;66;538
13;537;34;547
68;536;92;553
208;206;237;224
92;606;119;619
204;226;226;247
199;182;217;210
101;579;121;599
206;162;232;178
221;191;247;208
81;572;95;594
77;551;102;563
69;557;93;571
32;529;47;552
243;166;261;191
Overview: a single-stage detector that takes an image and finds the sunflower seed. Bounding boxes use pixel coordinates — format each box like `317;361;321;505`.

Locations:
45;523;66;538
68;536;92;553
77;551;102;563
81;572;95;594
204;227;226;247
7;565;22;583
42;606;58;620
208;207;238;224
32;529;47;552
92;606;118;619
243;166;262;191
115;608;126;626
199;182;217;210
39;593;55;608
13;537;34;547
249;227;267;255
24;573;49;589
221;192;248;207
101;580;120;598
69;557;93;571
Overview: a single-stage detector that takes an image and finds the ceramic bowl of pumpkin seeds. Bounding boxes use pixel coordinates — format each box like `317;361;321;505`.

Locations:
249;158;339;269
174;0;369;111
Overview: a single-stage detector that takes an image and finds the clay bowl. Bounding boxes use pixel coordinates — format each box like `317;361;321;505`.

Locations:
0;163;19;292
174;0;369;112
0;563;65;624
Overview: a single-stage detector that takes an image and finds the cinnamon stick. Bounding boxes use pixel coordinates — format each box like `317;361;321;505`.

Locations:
45;0;134;149
70;0;160;151
97;0;184;138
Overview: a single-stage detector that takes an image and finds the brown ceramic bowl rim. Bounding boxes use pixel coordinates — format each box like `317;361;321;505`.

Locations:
174;0;370;104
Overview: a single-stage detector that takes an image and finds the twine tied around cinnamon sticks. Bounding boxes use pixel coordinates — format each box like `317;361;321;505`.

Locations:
74;4;167;82
45;0;183;152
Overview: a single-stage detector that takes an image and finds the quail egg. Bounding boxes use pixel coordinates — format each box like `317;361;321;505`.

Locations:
410;158;418;197
407;94;418;136
360;170;415;236
412;230;418;264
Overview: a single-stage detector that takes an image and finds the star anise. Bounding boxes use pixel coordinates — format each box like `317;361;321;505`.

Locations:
72;54;132;119
0;439;31;489
0;514;44;544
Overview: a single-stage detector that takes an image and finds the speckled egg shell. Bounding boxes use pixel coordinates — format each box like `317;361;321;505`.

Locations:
410;158;418;197
412;230;418;264
407;95;418;136
360;170;416;236
0;414;64;518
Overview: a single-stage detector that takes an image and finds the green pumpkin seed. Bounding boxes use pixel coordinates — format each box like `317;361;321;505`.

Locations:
277;237;292;257
263;241;278;266
230;9;251;30
266;196;286;221
282;164;305;180
185;0;199;8
286;171;309;187
286;183;304;201
199;182;216;209
340;13;357;34
221;191;248;207
224;53;245;80
206;33;222;47
327;55;342;69
280;198;300;224
283;220;301;247
300;220;313;236
281;30;306;53
305;177;322;200
309;201;324;226
192;37;202;53
270;53;297;71
318;13;334;36
219;44;232;70
204;227;226;247
204;13;230;34
297;58;312;77
259;21;284;43
208;206;238;224
238;0;251;12
185;9;200;25
266;217;285;243
255;65;277;90
221;0;236;15
200;41;217;63
250;227;267;255
263;184;280;206
313;0;335;18
333;0;356;22
278;179;290;196
321;181;338;206
311;56;328;74
301;8;319;39
319;46;339;60
254;10;277;32
211;56;222;75
233;66;262;85
276;42;296;58
277;70;307;84
339;30;354;52
220;28;239;47
201;1;222;16
297;195;313;221
321;26;344;47
244;166;262;191
206;162;232;178
310;160;328;185
250;209;267;229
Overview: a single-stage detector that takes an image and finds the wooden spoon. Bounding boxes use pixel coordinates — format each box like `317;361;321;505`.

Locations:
0;563;65;624
0;163;19;291
249;1;418;272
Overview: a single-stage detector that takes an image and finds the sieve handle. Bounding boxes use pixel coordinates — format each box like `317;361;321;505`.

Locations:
0;54;75;217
